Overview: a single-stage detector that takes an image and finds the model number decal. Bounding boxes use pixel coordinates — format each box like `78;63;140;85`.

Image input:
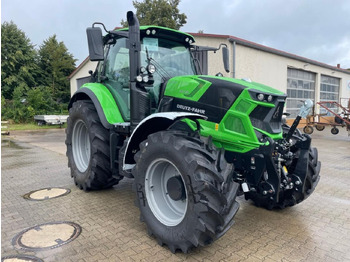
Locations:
176;104;206;115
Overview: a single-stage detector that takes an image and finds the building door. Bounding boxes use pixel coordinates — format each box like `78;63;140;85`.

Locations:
286;68;316;118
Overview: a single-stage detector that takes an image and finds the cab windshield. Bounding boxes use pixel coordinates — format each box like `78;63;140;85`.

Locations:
141;37;196;79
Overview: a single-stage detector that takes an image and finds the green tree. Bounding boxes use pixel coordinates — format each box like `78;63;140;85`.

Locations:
121;0;187;30
27;86;56;115
1;21;38;99
6;86;32;123
38;35;76;103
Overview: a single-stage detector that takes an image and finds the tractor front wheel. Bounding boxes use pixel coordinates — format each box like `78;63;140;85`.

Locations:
66;100;121;190
133;131;239;253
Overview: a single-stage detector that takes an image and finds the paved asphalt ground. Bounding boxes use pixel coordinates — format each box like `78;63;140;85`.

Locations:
1;126;350;261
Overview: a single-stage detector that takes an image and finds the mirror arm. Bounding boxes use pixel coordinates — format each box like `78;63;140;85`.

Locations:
92;22;109;33
110;31;129;38
214;43;228;53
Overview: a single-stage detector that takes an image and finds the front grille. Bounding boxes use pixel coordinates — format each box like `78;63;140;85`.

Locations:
250;102;284;134
250;106;270;130
270;102;284;130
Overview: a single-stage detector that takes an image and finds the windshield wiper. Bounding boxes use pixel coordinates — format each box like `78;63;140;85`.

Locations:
145;47;172;81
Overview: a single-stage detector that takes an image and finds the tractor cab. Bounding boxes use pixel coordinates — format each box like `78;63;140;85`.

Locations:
87;22;229;127
88;25;198;121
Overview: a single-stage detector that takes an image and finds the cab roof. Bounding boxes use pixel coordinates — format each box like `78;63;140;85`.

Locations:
116;25;195;46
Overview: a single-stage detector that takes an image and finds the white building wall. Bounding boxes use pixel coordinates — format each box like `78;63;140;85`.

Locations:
235;45;287;90
235;45;350;113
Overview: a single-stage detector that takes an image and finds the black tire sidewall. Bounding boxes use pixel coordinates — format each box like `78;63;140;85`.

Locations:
331;127;339;135
315;125;325;131
66;102;94;186
134;141;199;245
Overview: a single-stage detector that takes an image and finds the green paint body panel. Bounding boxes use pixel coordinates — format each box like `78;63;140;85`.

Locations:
171;75;285;154
81;83;125;124
164;76;212;101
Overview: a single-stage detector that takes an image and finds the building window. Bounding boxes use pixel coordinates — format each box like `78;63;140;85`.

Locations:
320;75;340;115
286;68;316;118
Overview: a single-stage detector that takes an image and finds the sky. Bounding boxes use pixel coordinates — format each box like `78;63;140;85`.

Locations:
2;0;350;69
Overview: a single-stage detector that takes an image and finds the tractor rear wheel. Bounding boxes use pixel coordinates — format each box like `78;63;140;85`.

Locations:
133;131;239;253
66;100;121;190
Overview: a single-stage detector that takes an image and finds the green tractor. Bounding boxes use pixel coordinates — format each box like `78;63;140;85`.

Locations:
66;11;321;253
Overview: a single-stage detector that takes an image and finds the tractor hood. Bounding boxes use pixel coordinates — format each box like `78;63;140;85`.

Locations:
160;75;285;123
163;75;284;99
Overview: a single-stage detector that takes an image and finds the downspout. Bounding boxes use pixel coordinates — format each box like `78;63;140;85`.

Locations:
228;38;236;78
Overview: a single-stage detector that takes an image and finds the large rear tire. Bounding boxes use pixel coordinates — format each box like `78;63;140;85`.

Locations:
66;100;122;190
133;131;239;253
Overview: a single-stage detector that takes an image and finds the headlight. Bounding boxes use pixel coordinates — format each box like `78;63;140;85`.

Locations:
142;75;149;83
147;64;156;74
140;66;147;73
257;93;264;101
136;75;143;82
267;95;273;102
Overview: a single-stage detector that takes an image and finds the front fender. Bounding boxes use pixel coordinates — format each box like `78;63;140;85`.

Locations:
123;112;207;169
69;84;124;129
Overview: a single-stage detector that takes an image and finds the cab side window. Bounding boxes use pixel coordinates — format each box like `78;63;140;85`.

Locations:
103;38;131;120
105;38;130;88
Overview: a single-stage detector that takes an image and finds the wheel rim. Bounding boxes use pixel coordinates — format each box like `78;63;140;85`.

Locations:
145;158;188;226
316;125;325;131
72;119;91;172
304;126;313;134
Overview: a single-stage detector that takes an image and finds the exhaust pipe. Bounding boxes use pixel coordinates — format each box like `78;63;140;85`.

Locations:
127;11;151;131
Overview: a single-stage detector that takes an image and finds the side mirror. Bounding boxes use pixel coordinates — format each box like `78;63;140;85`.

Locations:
222;46;230;73
86;27;104;61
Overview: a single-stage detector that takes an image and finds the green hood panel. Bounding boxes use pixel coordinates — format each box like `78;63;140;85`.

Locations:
164;75;284;102
164;76;212;101
196;75;285;95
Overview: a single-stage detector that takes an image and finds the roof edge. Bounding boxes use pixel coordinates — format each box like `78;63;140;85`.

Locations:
68;56;90;79
191;32;350;75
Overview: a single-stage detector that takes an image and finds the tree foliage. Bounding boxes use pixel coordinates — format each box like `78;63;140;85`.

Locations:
1;21;38;99
1;22;76;123
121;0;187;30
38;35;76;103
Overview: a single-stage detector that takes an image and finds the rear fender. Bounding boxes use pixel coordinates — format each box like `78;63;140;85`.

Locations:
123;112;207;170
69;84;124;129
